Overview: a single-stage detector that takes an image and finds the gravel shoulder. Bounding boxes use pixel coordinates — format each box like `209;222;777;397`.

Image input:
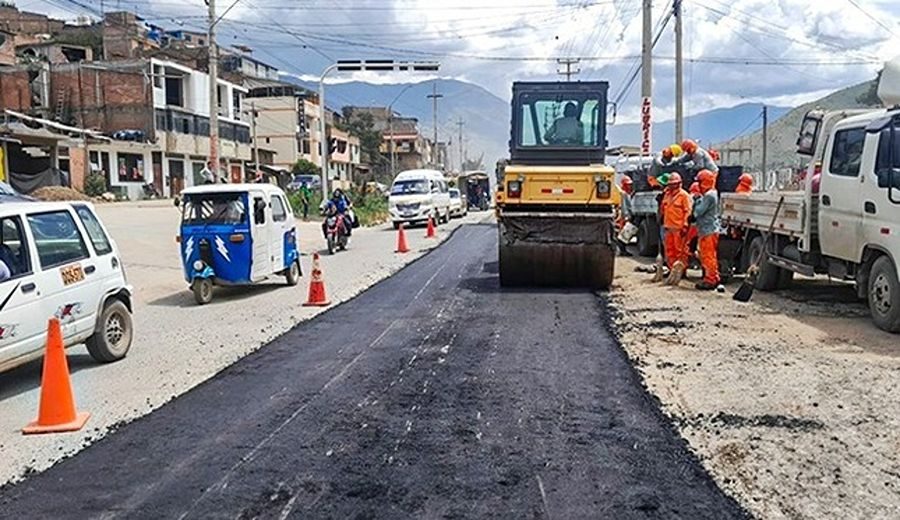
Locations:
0;202;489;486
610;256;900;519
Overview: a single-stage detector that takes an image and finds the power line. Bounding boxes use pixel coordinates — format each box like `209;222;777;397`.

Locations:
845;0;900;39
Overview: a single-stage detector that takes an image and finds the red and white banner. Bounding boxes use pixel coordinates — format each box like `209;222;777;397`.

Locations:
641;97;652;155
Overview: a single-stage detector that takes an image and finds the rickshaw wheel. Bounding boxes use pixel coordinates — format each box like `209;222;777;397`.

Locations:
192;278;213;305
286;260;301;286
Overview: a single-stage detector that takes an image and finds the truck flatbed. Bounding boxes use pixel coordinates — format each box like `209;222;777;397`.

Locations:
720;191;816;239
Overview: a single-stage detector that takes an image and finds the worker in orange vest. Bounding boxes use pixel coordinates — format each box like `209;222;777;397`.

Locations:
735;173;754;194
662;172;692;285
693;169;722;290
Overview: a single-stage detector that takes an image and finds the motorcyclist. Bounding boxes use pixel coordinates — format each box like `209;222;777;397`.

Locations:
322;189;353;239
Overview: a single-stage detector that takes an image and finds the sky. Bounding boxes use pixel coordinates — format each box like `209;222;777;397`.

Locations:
22;0;900;124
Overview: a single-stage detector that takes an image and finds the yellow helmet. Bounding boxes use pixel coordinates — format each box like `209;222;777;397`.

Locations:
669;144;683;157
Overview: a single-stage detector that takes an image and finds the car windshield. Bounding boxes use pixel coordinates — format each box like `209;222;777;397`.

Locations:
391;180;429;195
182;193;247;225
449;190;460;198
517;91;603;147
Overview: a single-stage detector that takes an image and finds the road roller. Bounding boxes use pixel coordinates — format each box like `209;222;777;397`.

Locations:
496;81;619;289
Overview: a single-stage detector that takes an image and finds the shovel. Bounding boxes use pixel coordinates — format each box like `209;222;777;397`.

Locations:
733;196;784;302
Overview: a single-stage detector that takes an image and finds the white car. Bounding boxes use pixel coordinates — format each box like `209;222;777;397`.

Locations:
0;201;133;373
389;169;452;229
449;188;468;218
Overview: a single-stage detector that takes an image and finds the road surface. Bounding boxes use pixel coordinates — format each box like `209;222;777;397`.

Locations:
0;224;746;519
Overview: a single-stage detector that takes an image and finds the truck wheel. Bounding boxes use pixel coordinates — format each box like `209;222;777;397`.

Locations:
192;278;214;305
285;259;301;286
748;236;780;291
868;256;900;333
86;300;133;363
637;219;658;257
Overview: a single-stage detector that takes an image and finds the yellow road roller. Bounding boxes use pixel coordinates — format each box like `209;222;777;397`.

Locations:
496;81;619;289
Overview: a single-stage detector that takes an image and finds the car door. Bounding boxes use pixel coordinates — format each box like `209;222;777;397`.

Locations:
0;213;45;371
25;208;99;344
250;191;270;280
72;203;120;303
819;125;866;261
269;193;290;271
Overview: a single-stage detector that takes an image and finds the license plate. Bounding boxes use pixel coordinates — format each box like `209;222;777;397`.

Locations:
402;211;415;217
60;264;85;286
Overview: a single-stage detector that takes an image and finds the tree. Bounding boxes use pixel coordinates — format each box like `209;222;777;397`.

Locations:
291;158;319;176
339;109;383;168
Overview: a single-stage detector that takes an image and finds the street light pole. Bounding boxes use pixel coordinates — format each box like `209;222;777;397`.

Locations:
319;61;439;193
208;0;219;180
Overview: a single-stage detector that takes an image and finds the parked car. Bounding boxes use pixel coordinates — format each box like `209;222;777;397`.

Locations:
288;174;321;192
388;169;452;229
0;201;134;373
449;188;468;218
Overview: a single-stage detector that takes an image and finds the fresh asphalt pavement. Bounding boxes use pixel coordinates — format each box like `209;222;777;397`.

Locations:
0;224;747;519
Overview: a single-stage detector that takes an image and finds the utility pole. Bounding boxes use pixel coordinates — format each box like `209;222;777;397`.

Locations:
556;58;581;81
640;0;652;155
674;0;684;143
389;111;395;177
456;118;465;172
207;0;219;181
762;105;768;190
427;82;443;168
250;101;259;180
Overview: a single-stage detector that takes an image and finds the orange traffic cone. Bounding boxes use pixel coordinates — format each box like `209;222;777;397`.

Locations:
425;215;436;239
23;318;90;435
303;253;331;306
395;223;410;253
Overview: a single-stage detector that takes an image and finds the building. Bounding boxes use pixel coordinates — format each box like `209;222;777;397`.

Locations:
0;4;64;35
0;27;14;65
102;12;161;61
221;48;279;82
16;40;93;64
327;126;360;182
380;115;433;173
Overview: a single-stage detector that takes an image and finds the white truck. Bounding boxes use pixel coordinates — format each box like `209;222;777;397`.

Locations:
719;59;900;333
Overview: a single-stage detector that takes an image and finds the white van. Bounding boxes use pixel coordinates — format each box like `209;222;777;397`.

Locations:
389;169;452;229
0;201;133;373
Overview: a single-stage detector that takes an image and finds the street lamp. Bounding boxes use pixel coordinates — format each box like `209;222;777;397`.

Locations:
318;60;439;195
388;83;416;178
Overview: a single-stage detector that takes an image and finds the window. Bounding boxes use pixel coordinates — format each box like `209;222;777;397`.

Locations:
828;128;866;177
391;180;429;195
182;194;246;225
152;64;163;89
0;216;32;281
73;205;112;255
164;75;184;107
117;153;146;183
517;92;602;147
271;195;287;222
253;196;266;225
27;211;90;269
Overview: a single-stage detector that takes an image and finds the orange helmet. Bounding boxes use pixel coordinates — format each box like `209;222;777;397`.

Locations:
667;172;682;187
681;139;697;154
689;182;701;195
738;173;753;187
620;175;633;194
661;147;673;160
697;169;716;192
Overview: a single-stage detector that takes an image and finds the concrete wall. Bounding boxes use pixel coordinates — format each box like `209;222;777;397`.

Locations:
0;69;31;111
51;63;154;135
0;6;64;35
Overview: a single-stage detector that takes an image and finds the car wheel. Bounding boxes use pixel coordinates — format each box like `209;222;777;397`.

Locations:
869;255;900;333
86;300;133;363
192;278;214;305
285;259;301;286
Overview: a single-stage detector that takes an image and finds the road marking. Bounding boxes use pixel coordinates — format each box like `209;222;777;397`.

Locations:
536;474;551;520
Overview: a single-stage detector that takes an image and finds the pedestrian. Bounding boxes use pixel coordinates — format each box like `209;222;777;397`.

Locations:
200;161;215;185
662;172;692;285
299;182;312;221
693;169;721;291
676;139;719;174
735;173;754;194
616;176;634;256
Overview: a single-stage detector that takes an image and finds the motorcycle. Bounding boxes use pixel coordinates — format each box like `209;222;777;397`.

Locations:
323;207;350;255
142;182;161;199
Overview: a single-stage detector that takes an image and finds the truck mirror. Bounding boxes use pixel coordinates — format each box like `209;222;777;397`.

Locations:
606;102;618;125
796;114;821;156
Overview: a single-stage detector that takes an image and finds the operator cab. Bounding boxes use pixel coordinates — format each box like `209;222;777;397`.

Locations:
510;81;609;166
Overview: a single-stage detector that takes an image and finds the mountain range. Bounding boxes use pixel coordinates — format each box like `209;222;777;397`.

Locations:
294;77;876;169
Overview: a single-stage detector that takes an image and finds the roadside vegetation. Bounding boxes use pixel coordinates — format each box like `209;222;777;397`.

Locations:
287;187;388;226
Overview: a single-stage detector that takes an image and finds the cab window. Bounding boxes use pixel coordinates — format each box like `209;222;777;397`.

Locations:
27;211;90;269
828;127;866;177
0;216;32;282
518;93;601;147
875;126;900;190
73;205;113;255
271;195;287;222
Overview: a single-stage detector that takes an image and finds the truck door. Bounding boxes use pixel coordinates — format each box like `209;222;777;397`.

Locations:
865;124;900;268
269;193;289;271
819;125;866;261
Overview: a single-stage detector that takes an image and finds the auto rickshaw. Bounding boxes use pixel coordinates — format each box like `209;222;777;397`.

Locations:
176;184;301;304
